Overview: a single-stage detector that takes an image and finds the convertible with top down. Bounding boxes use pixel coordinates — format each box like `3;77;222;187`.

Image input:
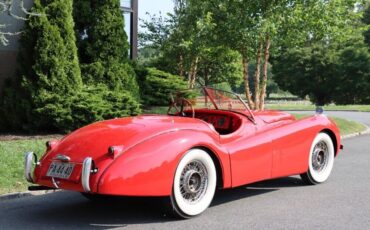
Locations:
24;87;342;218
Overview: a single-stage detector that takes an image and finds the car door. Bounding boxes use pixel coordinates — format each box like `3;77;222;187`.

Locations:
222;119;274;187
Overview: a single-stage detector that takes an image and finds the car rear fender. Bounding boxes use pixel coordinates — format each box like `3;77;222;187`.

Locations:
95;129;231;196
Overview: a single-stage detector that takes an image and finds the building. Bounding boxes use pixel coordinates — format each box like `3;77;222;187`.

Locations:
0;0;138;94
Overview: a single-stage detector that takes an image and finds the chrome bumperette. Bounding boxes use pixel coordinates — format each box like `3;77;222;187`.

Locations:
25;152;37;183
51;177;60;189
82;157;93;193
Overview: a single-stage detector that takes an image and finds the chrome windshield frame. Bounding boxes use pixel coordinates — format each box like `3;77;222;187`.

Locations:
169;87;257;125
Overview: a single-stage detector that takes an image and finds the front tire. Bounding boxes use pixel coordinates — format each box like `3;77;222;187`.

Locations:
170;149;217;218
301;133;335;185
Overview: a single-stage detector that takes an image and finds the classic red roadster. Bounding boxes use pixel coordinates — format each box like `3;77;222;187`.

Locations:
25;87;341;218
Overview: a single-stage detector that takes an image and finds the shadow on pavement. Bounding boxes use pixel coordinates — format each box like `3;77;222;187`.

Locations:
0;177;304;229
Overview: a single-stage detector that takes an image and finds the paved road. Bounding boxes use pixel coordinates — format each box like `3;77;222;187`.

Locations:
0;113;369;230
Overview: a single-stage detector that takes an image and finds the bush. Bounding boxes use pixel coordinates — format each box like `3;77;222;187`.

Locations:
136;67;188;106
69;85;141;131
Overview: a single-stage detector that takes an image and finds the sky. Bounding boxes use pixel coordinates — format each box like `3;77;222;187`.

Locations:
138;0;174;30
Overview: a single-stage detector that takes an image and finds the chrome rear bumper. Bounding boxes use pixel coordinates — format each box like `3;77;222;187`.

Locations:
24;152;37;183
82;157;93;193
25;152;95;193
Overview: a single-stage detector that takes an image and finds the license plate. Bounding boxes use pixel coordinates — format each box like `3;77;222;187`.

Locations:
47;162;75;179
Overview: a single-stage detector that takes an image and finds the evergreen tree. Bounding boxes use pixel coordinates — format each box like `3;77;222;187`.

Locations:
74;0;139;98
87;0;129;63
1;0;82;132
363;2;370;48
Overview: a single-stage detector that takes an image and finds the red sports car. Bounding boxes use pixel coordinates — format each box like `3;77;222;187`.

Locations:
25;87;341;218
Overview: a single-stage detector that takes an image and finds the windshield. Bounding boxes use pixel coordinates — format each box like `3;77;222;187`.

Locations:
170;87;249;111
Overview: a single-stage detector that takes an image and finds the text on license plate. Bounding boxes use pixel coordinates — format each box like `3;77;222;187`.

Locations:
47;162;75;179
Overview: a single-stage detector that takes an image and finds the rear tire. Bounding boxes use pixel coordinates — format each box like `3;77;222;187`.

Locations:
301;133;335;185
168;149;217;218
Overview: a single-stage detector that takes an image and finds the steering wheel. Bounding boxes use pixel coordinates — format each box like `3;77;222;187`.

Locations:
167;98;195;118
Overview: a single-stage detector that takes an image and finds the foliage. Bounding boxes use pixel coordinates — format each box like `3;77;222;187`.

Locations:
234;62;278;98
136;67;188;106
272;42;370;106
139;7;243;90
74;0;129;63
81;61;140;99
272;1;370;106
334;45;370;104
69;85;141;129
177;0;362;110
272;44;339;106
363;2;370;47
73;0;140;98
1;0;141;133
0;0;83;132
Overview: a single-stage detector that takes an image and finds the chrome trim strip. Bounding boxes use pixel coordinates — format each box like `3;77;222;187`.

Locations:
24;152;36;183
82;157;92;193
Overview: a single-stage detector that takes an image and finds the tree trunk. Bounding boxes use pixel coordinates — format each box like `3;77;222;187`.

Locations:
259;35;271;111
178;54;184;78
188;59;195;88
254;41;263;110
242;55;255;109
204;68;209;86
189;56;199;89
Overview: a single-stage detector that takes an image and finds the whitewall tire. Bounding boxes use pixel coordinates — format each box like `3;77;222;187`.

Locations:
301;133;335;185
170;149;217;218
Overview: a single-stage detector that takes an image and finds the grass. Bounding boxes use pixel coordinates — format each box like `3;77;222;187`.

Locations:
0;140;46;195
267;104;370;112
143;106;168;115
144;104;370;114
0;113;367;195
293;114;367;136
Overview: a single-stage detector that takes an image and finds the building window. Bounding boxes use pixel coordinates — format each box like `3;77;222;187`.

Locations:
120;0;138;59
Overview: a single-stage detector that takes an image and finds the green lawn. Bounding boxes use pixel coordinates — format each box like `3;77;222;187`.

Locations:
0;114;367;195
267;104;370;112
293;114;367;136
0;140;46;195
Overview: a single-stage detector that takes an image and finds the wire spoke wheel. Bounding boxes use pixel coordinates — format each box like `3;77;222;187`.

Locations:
179;160;208;204
170;149;217;218
311;141;330;173
301;133;335;185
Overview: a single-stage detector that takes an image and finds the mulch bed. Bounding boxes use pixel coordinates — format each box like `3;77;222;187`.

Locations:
0;134;64;141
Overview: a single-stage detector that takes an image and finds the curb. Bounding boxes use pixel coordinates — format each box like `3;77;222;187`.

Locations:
341;125;370;140
0;189;59;202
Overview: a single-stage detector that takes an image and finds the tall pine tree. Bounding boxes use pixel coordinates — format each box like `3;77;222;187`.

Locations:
74;0;139;98
0;0;82;132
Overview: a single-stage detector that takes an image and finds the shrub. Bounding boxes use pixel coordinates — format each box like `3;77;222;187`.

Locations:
0;0;83;132
0;0;142;133
69;85;141;131
137;67;188;106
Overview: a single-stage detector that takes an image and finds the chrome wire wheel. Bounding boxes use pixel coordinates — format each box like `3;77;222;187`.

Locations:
311;141;329;173
301;133;335;185
171;149;217;218
180;160;208;204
